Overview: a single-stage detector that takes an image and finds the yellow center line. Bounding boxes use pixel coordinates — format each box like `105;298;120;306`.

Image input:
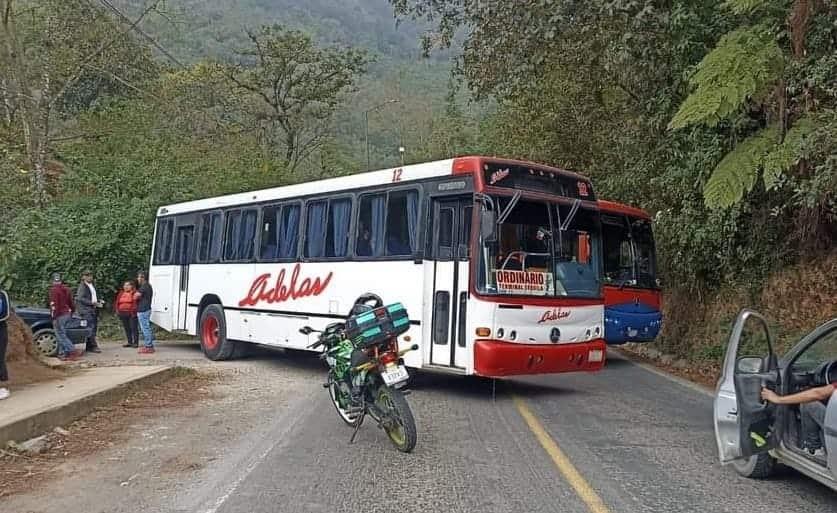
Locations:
513;395;611;513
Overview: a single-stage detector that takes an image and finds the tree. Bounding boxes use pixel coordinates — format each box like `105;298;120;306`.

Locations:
224;25;371;172
0;0;158;206
669;0;834;211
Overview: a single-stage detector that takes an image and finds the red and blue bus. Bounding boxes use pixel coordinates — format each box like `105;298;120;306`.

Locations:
598;200;662;344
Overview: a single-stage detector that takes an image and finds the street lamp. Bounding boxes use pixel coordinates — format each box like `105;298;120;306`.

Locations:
364;99;399;170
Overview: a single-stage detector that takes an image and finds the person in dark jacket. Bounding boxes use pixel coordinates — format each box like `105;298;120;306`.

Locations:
76;270;103;353
115;280;139;348
135;271;156;353
49;273;80;361
0;287;10;400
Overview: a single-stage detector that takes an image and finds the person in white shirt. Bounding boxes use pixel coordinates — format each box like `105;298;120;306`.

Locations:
76;271;103;353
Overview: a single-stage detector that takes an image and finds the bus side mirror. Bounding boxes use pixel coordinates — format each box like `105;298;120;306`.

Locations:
480;209;497;242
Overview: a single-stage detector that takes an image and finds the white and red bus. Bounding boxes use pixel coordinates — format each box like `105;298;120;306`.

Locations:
148;156;606;377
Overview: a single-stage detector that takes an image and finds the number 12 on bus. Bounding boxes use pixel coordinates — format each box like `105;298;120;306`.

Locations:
148;156;607;377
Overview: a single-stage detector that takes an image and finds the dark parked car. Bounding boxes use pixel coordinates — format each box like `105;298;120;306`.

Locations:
14;305;90;357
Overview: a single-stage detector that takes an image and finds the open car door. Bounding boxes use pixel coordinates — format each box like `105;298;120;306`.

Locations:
825;388;837;479
714;309;781;463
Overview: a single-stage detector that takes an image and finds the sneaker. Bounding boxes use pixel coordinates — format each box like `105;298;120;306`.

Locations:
86;346;102;354
122;343;133;348
808;447;827;459
58;352;80;361
138;346;156;354
0;388;9;400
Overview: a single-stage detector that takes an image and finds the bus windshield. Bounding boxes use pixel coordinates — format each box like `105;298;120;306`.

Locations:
477;197;602;298
602;215;657;289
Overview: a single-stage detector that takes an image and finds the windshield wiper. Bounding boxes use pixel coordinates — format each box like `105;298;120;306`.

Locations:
496;190;522;226
560;198;581;232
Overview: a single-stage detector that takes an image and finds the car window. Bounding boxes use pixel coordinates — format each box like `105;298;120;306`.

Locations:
791;328;837;373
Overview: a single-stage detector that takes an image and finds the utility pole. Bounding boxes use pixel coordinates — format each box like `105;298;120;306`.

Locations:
364;99;399;170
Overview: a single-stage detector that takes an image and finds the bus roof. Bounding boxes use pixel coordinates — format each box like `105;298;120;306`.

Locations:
597;200;652;220
156;156;593;217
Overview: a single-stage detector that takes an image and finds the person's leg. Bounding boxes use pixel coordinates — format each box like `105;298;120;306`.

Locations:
130;315;140;347
85;312;100;351
55;314;76;357
0;321;9;383
119;314;132;347
800;401;827;450
137;311;155;349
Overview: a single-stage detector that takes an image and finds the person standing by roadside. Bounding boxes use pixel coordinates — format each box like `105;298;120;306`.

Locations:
76;271;103;353
135;272;155;354
0;287;10;400
49;273;80;361
115;280;139;348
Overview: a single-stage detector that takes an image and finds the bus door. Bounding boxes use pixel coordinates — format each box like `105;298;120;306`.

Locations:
429;198;472;368
172;225;195;331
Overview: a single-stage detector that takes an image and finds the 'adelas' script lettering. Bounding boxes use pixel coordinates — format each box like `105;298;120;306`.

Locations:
239;264;333;307
538;308;571;324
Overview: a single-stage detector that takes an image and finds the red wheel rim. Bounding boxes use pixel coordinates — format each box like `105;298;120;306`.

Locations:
202;315;220;350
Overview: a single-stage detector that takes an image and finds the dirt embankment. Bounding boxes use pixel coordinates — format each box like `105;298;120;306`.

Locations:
4;312;64;387
634;252;837;376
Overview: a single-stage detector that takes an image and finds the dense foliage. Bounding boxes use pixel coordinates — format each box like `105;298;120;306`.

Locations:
394;0;836;294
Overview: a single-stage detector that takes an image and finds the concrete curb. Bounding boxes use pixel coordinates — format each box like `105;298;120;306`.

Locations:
0;366;176;447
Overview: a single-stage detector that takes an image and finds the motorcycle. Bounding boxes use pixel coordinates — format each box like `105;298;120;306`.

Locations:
300;293;418;453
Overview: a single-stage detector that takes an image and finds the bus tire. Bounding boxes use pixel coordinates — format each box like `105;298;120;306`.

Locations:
199;304;236;361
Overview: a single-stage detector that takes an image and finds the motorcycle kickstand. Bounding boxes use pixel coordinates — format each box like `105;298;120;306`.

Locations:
349;407;366;444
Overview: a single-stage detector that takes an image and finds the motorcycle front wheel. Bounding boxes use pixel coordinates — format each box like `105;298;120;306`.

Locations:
328;379;361;427
375;385;417;453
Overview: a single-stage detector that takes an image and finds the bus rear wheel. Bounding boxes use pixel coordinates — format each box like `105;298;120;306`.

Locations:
199;304;236;361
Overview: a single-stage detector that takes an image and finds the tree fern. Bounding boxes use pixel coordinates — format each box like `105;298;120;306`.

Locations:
704;125;778;209
762;117;815;190
669;25;784;130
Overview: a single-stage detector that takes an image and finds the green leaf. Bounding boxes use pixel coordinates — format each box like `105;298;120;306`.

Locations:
704;125;779;209
669;25;784;130
762;117;816;190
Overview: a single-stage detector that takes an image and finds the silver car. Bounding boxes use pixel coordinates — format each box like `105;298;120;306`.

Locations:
714;309;837;490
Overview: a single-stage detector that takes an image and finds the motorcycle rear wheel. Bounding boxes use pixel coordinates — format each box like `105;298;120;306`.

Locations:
329;380;361;427
375;386;417;453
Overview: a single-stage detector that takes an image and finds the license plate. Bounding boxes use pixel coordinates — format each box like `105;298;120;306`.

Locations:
381;365;409;386
79;320;88;327
627;328;638;338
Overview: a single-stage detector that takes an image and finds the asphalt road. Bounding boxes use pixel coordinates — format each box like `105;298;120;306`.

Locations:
175;351;836;513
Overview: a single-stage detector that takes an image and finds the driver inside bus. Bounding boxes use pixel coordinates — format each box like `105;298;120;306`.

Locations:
762;382;837;456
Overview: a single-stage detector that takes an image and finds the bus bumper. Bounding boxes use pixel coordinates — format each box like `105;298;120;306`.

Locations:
473;339;606;377
604;307;662;345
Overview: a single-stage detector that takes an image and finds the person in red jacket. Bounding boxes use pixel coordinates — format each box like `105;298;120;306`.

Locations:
49;273;81;361
115;280;140;348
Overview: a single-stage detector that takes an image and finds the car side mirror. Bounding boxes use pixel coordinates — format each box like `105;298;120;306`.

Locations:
736;356;764;374
299;326;313;335
480;208;497;242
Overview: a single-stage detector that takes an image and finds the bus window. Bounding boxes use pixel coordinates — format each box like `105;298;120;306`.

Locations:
356;193;386;257
325;198;351;258
305;200;328;258
386;190;418;256
224;211;242;261
260;204;300;261
239;209;258;260
154;219;175;264
224;209;258;261
198;212;223;262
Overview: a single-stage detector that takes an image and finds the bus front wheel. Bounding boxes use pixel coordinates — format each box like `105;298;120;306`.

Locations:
199;304;236;361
